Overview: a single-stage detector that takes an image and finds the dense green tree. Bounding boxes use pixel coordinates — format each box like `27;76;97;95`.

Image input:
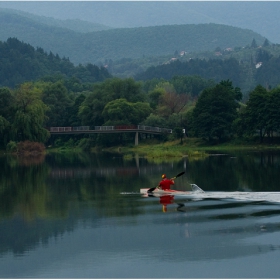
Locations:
102;98;152;124
192;81;241;141
79;78;146;126
238;85;268;142
0;87;14;122
251;38;258;48
148;87;165;110
266;87;280;137
11;82;50;142
42;81;73;127
67;93;86;127
141;113;167;128
262;39;270;47
170;76;215;97
0;116;10;147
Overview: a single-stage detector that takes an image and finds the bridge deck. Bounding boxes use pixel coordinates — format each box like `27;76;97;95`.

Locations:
48;125;172;146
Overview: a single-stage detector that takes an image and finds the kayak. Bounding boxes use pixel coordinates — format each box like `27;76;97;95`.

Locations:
140;184;205;198
140;188;192;195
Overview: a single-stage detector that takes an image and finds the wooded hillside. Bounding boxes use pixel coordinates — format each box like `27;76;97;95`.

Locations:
0;38;111;88
0;9;266;66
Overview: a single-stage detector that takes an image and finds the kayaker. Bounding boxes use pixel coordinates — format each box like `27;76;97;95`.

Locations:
158;174;175;190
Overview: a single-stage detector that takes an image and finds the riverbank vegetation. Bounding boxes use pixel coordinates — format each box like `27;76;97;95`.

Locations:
1;39;280;155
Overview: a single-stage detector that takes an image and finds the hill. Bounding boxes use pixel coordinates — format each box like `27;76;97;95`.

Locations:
0;38;111;88
0;8;112;33
0;9;267;66
0;1;279;43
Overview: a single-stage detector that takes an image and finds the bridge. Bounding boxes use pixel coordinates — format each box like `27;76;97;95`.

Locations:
48;125;172;146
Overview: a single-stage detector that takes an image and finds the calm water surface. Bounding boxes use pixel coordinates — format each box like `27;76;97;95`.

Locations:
0;151;280;278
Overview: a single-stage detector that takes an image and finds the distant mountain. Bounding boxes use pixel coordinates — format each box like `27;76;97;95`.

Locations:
0;1;279;43
0;9;112;33
0;9;267;66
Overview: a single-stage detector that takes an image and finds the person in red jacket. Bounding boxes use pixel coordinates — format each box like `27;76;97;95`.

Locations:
158;174;175;190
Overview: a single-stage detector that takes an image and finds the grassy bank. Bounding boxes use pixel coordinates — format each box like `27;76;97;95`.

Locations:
104;137;280;159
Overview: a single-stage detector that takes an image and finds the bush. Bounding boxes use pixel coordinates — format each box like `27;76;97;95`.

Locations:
6;141;17;153
17;141;45;155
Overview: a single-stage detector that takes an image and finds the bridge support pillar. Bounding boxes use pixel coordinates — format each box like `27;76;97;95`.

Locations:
135;132;139;146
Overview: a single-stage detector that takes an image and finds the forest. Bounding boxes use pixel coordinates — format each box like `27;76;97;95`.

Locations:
0;38;111;88
1;71;280;152
1;37;280;152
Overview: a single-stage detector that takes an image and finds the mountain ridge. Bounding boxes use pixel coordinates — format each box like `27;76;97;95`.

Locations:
0;1;279;42
0;9;267;66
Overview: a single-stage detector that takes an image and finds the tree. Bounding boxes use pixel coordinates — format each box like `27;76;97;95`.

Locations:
141;113;166;128
42;81;73;127
11;82;50;143
67;93;86;126
239;85;269;142
102;98;152;124
154;81;190;118
0;116;10;147
148;87;165;110
263;38;270;47
0;87;14;122
251;38;258;48
192;81;241;141
266;87;280;138
79;78;146;126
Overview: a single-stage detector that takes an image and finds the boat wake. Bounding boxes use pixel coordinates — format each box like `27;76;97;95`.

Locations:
182;184;280;203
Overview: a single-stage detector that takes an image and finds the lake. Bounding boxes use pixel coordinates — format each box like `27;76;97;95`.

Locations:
0;150;280;278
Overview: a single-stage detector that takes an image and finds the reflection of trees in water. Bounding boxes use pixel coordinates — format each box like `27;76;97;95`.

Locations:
187;152;280;192
0;152;280;258
0;159;52;221
17;154;46;166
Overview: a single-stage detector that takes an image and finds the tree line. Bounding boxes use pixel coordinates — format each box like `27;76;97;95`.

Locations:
1;75;280;151
134;44;280;98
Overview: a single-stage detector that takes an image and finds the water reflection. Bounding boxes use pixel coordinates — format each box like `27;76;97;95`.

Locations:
1;151;280;278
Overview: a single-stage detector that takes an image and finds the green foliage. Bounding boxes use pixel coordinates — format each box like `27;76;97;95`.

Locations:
79;78;146;126
141;113;167;127
192;81;240;141
6;140;17;153
102;98;152;124
42;81;73;126
0;115;10;147
238;85;280;142
0;87;14;121
135;58;246;91
0;38;111;88
11;82;50;142
77;138;94;151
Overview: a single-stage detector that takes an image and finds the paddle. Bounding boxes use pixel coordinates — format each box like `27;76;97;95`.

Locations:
147;171;185;193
